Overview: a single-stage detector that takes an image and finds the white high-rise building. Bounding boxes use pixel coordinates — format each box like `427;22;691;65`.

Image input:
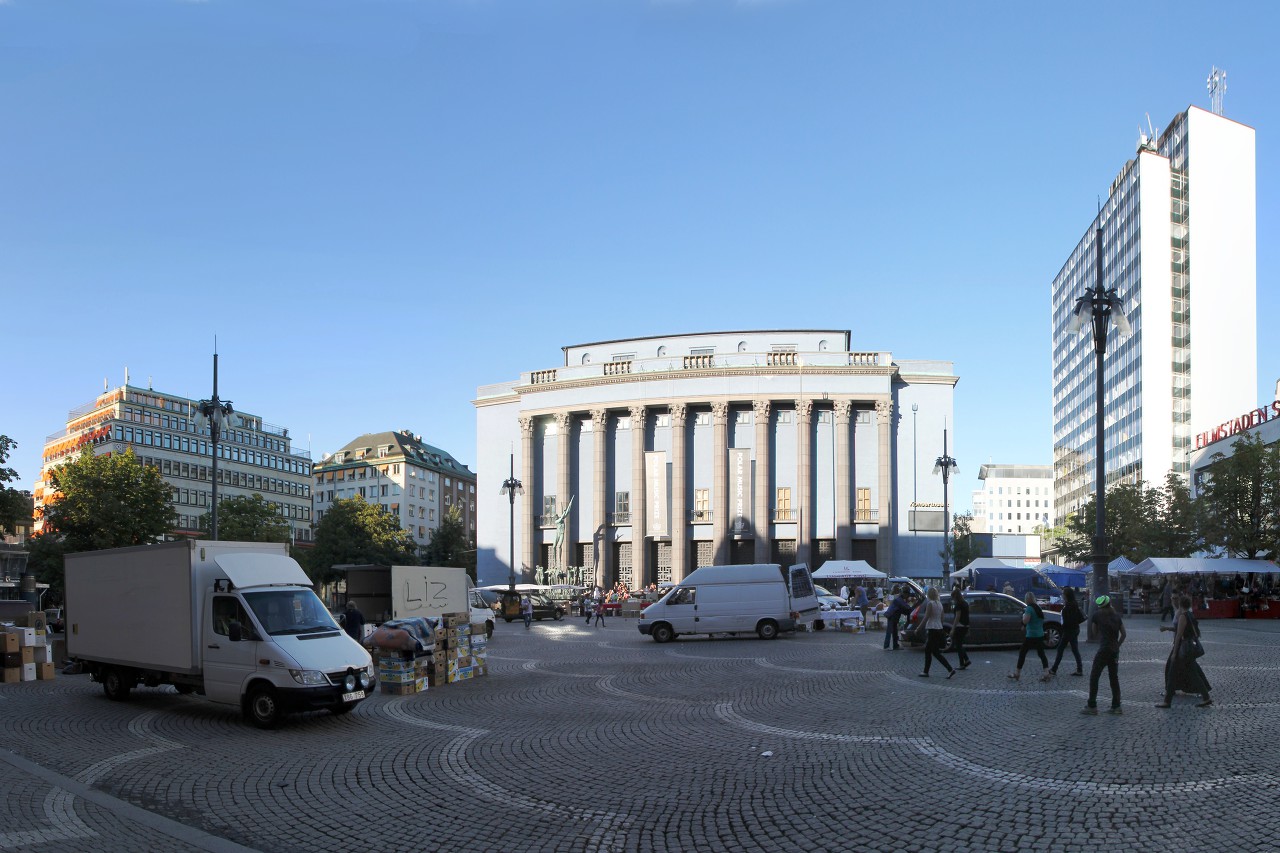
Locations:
974;464;1054;535
1051;104;1256;527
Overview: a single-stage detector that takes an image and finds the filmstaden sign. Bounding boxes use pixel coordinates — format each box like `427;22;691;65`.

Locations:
1195;400;1280;450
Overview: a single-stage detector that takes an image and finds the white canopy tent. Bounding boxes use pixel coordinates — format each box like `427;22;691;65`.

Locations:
1130;557;1279;576
812;560;887;581
948;558;1018;581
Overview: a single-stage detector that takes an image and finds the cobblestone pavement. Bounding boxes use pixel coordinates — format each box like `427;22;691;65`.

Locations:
3;614;1279;852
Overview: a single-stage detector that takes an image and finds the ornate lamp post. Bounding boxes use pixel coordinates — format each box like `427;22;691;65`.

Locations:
197;353;234;541
1068;225;1132;611
498;452;523;589
933;428;958;576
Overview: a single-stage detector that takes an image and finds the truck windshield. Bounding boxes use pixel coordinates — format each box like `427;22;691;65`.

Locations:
243;589;339;637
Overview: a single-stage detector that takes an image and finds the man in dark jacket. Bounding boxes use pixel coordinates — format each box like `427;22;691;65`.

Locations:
343;601;366;643
883;588;910;650
949;587;971;669
1083;595;1126;715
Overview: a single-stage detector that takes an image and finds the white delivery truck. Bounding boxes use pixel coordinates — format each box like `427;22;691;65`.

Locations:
65;540;374;728
342;564;494;638
638;563;820;642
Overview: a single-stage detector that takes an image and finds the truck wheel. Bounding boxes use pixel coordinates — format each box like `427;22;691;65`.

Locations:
1043;624;1062;650
651;623;674;644
102;667;132;701
486;620;494;639
756;620;780;641
245;685;283;729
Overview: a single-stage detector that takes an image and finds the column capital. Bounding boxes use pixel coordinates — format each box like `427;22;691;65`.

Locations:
628;405;647;429
795;399;813;421
752;399;771;420
834;399;854;425
590;408;609;427
518;415;535;436
554;411;573;431
874;399;895;421
669;402;687;424
711;400;730;423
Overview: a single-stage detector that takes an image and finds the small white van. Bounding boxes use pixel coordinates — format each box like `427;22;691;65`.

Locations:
638;563;820;642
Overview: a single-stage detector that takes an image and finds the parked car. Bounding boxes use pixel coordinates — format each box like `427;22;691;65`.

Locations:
903;590;1062;651
45;607;65;634
814;585;849;611
500;592;565;623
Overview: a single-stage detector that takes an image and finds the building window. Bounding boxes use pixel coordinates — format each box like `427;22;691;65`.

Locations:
695;412;710;426
694;489;710;518
856;488;872;520
777;411;792;425
543;496;557;516
775;487;792;520
615;491;630;514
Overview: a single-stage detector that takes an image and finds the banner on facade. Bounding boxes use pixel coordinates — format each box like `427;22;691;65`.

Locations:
645;450;668;537
729;447;752;535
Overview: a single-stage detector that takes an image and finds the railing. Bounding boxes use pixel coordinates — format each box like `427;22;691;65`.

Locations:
604;361;632;376
530;369;558;385
854;509;879;523
682;355;714;370
773;510;795;521
539;514;557;527
689;510;713;523
609;511;631;525
767;352;799;367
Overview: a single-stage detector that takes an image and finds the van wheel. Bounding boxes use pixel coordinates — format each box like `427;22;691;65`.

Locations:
245;684;282;729
102;667;132;701
756;620;780;641
651;623;674;644
1043;624;1062;650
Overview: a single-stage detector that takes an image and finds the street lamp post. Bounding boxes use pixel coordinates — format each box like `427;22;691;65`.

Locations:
498;452;524;590
197;353;234;541
933;428;958;577
1069;225;1133;611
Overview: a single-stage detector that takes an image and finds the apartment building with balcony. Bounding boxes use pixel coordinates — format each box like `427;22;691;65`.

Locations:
474;330;958;588
36;383;313;543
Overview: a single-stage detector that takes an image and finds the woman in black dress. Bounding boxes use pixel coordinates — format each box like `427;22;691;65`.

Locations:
1156;595;1212;708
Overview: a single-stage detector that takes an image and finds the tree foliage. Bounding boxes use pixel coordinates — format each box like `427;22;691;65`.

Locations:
421;504;476;581
31;448;177;602
0;435;28;535
1061;475;1201;565
198;494;291;544
303;497;419;584
947;511;978;571
1197;433;1280;559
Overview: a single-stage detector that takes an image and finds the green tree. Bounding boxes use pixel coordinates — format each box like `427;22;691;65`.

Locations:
198;494;291;544
1198;433;1280;559
947;511;978;572
304;497;419;584
31;447;177;600
421;504;477;581
1061;480;1152;565
0;435;28;535
1147;472;1200;558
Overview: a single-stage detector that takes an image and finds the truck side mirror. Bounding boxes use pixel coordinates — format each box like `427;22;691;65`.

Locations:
229;621;243;643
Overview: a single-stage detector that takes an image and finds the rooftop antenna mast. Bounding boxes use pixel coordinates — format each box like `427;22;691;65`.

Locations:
1207;66;1227;116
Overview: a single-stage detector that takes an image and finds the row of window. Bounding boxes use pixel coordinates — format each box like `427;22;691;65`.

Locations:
142;455;311;499
120;404;292;455
114;425;309;475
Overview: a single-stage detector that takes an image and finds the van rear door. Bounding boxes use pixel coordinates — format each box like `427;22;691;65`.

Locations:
788;564;820;622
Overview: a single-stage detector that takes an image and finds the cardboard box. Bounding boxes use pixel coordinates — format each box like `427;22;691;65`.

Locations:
33;645;53;665
25;611;48;632
442;612;468;628
20;647;34;665
1;652;19;668
2;633;17;653
22;663;36;682
2;667;19;684
36;662;55;681
379;681;417;696
6;627;35;648
414;676;429;693
474;663;487;676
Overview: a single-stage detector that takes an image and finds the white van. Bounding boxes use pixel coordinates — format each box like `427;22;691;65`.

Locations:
638;563;820;642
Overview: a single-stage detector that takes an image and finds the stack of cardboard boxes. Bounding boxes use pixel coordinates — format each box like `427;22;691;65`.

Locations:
3;612;56;684
375;611;489;696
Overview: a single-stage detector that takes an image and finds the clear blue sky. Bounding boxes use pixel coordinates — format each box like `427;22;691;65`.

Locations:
2;1;1276;517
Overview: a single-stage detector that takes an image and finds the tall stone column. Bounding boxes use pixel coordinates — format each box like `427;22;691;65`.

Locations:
875;399;895;573
629;406;647;588
519;415;536;580
796;398;813;567
834;400;853;560
669;402;688;582
555;411;573;575
711;400;730;565
753;399;772;563
591;408;609;588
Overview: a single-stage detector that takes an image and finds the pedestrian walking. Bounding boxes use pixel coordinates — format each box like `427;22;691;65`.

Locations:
592;598;607;627
342;601;366;643
839;583;851;603
1008;592;1049;681
855;584;870;621
883;587;910;650
521;595;534;630
918;587;956;678
1156;595;1213;709
1044;587;1084;679
1082;595;1127;715
1159;581;1175;622
949;587;971;670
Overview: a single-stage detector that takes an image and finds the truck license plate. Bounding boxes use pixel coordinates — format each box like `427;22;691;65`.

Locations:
342;690;365;702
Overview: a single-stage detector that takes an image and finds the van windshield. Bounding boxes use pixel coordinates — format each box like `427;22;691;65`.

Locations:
244;589;340;636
